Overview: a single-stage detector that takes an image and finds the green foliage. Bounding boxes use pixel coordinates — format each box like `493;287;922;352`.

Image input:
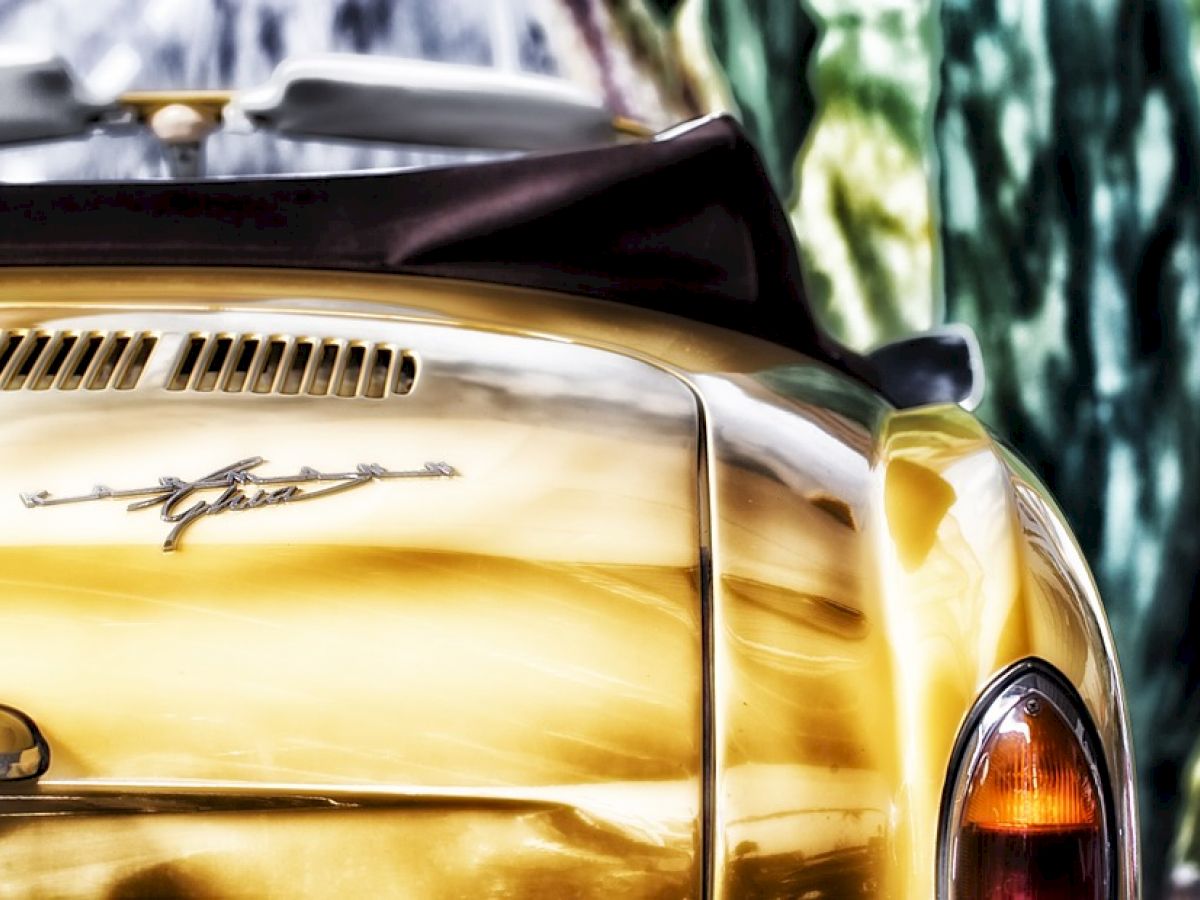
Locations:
690;0;941;347
642;0;688;17
809;17;929;155
705;0;818;197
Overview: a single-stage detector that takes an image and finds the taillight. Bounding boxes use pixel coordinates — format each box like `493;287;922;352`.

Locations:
939;660;1113;899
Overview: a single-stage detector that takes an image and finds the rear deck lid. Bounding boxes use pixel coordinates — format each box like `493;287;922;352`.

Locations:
0;306;705;894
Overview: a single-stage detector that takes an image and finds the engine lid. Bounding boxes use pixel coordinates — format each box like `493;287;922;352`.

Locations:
0;307;704;891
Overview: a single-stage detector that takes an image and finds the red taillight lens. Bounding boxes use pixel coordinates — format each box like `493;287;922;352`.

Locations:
941;662;1111;900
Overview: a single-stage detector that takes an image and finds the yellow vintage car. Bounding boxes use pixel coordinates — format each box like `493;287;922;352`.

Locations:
0;53;1138;898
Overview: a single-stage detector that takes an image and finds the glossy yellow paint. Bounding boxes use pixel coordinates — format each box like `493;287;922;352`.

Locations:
0;269;1136;897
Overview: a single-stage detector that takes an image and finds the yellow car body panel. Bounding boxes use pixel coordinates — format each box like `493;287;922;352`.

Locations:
0;268;1136;898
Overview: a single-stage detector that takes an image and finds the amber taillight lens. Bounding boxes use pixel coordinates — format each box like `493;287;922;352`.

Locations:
940;661;1112;900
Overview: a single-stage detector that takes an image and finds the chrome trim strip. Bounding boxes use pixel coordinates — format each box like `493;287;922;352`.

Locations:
0;781;565;817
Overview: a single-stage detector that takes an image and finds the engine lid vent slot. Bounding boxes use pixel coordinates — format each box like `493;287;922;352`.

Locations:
0;330;157;392
167;334;417;399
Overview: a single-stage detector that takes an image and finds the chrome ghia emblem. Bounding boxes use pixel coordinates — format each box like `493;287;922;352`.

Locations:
20;457;458;551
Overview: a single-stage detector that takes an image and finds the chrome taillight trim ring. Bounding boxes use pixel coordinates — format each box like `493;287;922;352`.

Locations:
935;657;1117;900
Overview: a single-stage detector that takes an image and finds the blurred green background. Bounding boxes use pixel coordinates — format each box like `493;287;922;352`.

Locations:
600;0;1199;894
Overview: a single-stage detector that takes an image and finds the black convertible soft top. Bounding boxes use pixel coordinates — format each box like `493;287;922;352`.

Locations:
0;114;872;384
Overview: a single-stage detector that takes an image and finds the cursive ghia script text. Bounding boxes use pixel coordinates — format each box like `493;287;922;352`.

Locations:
20;457;458;551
